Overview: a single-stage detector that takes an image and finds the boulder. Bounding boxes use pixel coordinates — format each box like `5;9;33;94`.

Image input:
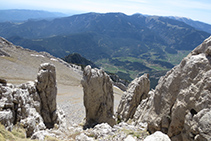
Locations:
134;36;211;140
89;123;113;139
144;131;171;141
36;63;57;128
116;74;150;121
81;65;115;128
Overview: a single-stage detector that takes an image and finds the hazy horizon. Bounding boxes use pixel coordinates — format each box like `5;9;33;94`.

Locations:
1;0;211;24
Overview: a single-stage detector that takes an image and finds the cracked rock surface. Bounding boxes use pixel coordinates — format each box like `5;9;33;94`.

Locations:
134;36;211;140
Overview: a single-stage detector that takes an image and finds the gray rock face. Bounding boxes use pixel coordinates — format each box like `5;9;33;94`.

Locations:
0;63;65;138
36;63;57;128
182;108;211;141
0;81;45;136
134;36;211;140
81;65;115;128
117;74;150;122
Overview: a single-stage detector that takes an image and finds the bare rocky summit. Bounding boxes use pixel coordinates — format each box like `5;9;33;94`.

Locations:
81;65;116;128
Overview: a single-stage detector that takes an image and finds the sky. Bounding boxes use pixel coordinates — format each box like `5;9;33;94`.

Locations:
1;0;211;24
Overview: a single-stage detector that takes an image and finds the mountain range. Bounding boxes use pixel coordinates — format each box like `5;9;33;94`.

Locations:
168;16;211;34
0;11;210;88
0;9;68;22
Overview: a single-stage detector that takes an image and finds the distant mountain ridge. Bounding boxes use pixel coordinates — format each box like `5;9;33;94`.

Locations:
169;16;211;34
2;12;209;58
0;12;210;88
0;9;67;22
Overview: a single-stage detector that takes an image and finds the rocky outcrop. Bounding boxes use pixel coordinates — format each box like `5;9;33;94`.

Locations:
134;36;211;140
81;65;115;128
0;63;65;138
36;63;57;129
0;81;45;137
116;74;150;122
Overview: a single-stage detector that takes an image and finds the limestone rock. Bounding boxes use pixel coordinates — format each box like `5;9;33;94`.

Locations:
81;65;115;128
0;63;66;139
144;131;171;141
81;121;148;141
0;109;14;130
117;74;150;121
36;63;57;128
75;133;94;141
134;36;211;140
0;81;45;136
182;108;211;141
124;135;136;141
89;123;113;139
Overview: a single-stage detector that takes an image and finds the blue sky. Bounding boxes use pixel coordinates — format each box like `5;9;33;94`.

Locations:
1;0;211;24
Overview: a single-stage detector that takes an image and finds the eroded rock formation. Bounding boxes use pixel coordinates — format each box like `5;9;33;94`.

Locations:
36;63;57;128
0;63;65;138
134;36;211;140
116;73;150;122
81;65;115;128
